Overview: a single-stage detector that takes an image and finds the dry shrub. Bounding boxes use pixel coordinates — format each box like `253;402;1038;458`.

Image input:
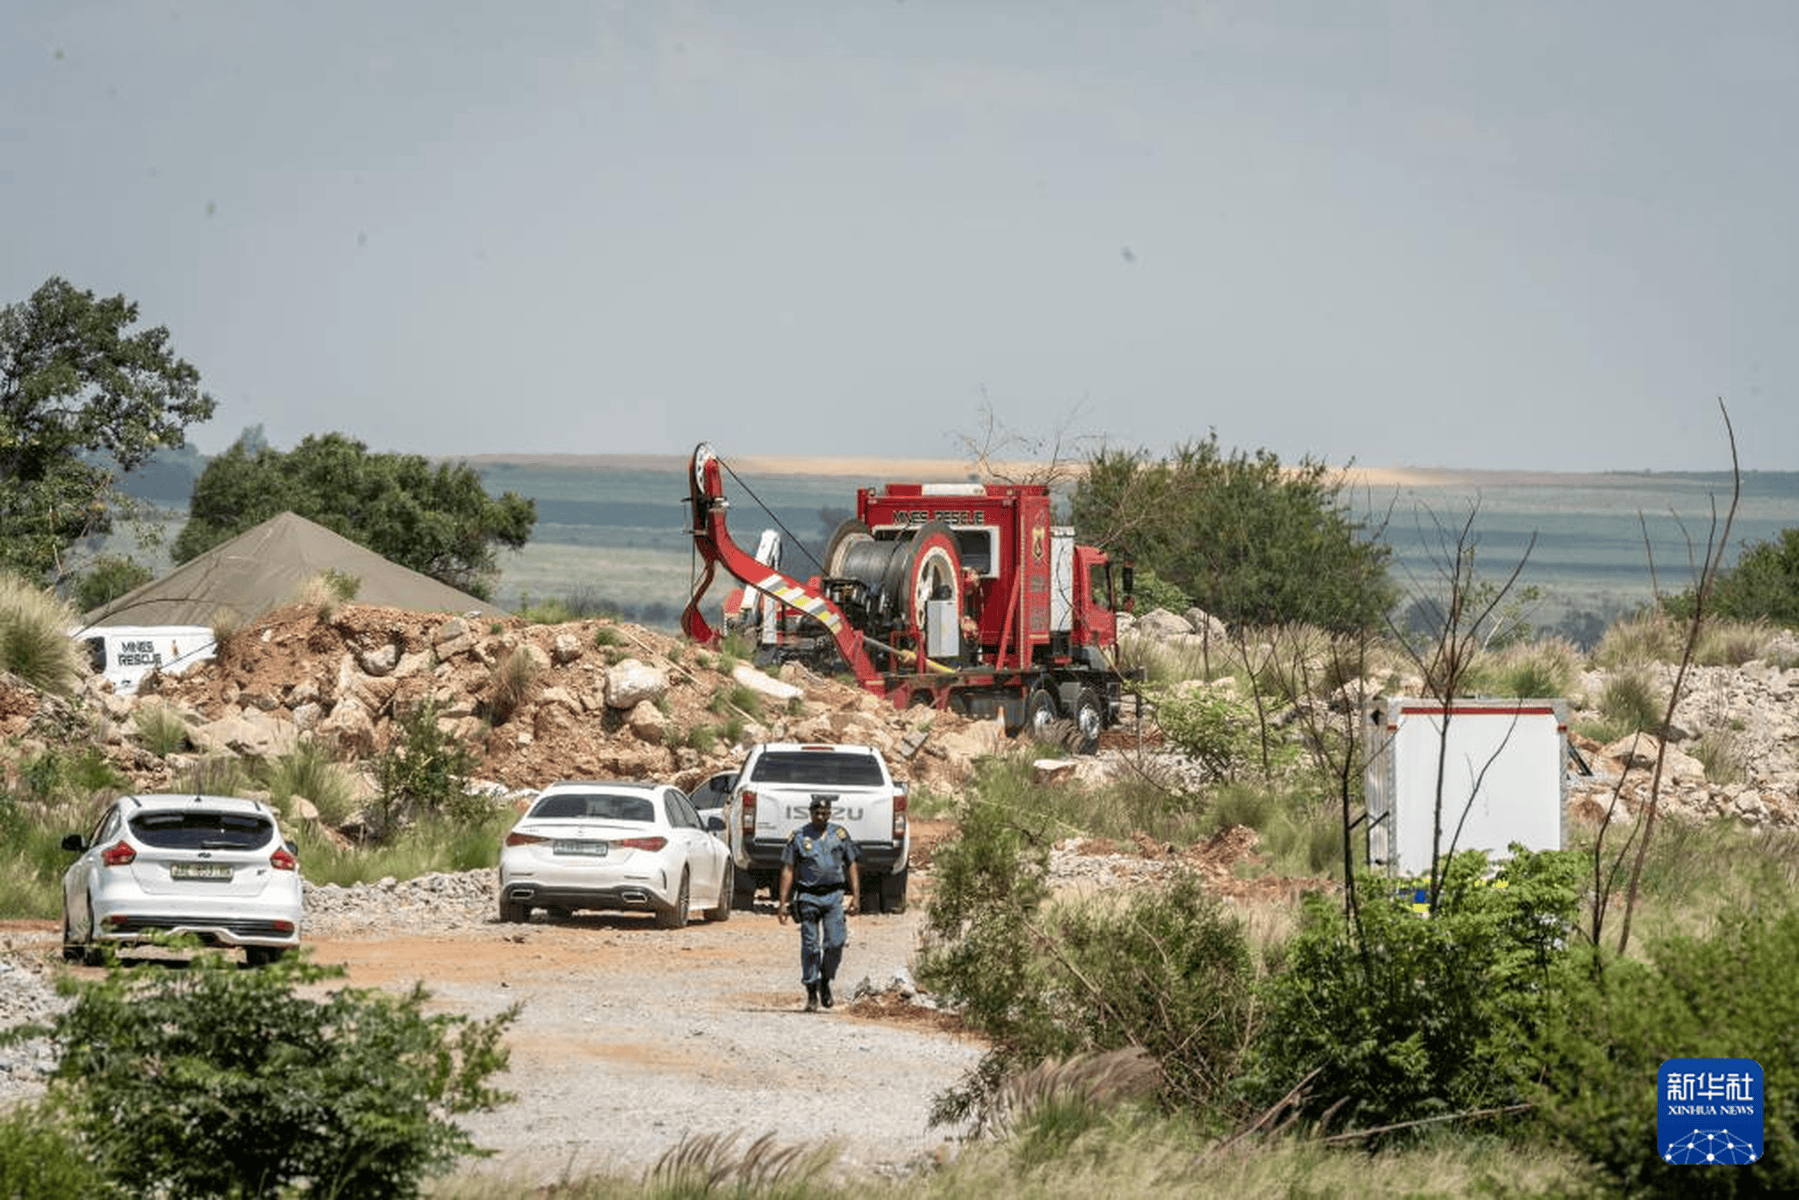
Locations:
485;646;541;725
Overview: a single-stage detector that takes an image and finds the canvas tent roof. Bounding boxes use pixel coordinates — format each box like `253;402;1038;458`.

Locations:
81;511;505;628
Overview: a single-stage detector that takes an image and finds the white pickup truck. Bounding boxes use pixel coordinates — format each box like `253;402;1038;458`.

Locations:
724;741;911;913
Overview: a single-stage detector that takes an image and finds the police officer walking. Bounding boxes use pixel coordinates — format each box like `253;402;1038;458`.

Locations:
776;796;861;1012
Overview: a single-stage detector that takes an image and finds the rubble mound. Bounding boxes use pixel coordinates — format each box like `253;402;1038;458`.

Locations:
66;603;1000;801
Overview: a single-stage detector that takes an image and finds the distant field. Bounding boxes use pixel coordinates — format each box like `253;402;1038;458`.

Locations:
480;458;1799;639
103;454;1799;639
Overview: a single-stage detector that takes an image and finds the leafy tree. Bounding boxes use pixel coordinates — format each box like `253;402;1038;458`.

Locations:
0;277;215;582
1667;527;1799;628
1070;433;1395;635
174;432;535;599
18;951;515;1200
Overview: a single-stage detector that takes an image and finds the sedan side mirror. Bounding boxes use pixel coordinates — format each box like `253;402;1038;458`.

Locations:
61;833;88;853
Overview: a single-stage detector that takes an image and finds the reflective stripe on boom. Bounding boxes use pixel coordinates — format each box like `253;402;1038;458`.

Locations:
755;573;841;632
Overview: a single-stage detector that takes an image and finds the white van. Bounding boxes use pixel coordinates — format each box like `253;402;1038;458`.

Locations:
72;625;217;694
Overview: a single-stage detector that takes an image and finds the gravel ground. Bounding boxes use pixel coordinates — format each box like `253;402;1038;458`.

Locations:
0;869;988;1186
0;845;1179;1185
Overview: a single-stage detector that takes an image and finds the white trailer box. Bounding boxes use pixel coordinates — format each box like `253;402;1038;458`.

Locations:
73;625;217;694
1364;697;1568;877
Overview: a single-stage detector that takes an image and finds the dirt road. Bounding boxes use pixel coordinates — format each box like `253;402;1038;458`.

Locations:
306;901;983;1187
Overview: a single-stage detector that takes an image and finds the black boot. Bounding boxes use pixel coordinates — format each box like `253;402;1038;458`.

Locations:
819;978;834;1009
805;984;819;1012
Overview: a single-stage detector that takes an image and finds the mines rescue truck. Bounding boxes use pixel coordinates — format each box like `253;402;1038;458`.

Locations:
680;442;1134;751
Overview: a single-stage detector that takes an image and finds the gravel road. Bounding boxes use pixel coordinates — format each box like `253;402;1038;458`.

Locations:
1;870;986;1188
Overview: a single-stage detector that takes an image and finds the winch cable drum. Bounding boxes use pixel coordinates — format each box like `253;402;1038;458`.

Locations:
831;519;963;641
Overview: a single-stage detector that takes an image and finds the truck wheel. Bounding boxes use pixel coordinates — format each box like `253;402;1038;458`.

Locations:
731;862;757;909
1024;687;1059;742
881;866;909;914
1073;688;1104;754
860;874;886;915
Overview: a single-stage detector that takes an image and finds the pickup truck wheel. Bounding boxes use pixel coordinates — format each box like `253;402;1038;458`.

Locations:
1024;687;1059;742
657;870;691;929
860;874;885;915
704;862;734;922
731;863;757;909
881;866;909;914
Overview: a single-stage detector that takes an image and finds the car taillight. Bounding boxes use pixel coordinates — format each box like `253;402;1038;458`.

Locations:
505;832;550;847
892;787;908;841
740;790;757;837
100;841;136;867
614;836;667;852
270;847;298;872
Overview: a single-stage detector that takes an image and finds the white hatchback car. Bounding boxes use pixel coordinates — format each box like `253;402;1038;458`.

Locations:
498;781;733;928
61;793;303;966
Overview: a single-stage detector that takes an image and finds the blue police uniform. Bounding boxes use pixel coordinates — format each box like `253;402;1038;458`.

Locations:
781;821;859;992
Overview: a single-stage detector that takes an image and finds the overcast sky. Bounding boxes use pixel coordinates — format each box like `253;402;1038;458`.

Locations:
4;2;1794;472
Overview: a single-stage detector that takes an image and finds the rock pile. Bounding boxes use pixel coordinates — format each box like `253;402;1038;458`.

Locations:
50;603;1004;816
5;601;1796;840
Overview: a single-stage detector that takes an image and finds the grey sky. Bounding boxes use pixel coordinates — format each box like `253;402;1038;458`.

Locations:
5;2;1793;471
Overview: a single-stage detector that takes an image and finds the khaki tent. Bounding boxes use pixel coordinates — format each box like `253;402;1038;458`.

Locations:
81;511;505;628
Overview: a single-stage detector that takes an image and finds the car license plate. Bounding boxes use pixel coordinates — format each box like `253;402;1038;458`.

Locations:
552;840;608;857
170;861;234;880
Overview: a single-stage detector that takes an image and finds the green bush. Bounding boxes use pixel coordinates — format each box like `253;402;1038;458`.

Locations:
72;554;153;614
19;952;515;1200
0;1103;117;1198
918;761;1257;1128
515;594;573;624
1038;873;1257;1109
263;735;358;826
1152;682;1261;783
373;700;482;836
0;793;88;919
1671;527;1799;630
1535;908;1799;1197
1237;847;1585;1138
0;573;83;695
916;761;1055;1125
14;744;121;807
131;702;191;757
1130;568;1192;616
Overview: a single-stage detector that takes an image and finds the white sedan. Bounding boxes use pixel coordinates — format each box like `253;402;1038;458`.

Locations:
497;781;733;928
